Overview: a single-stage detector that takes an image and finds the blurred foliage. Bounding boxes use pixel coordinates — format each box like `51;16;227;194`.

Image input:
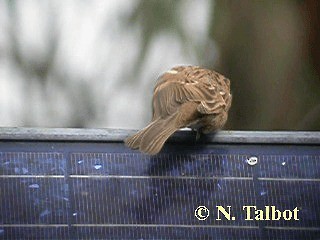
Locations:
4;0;99;127
129;0;320;130
124;0;187;80
2;0;320;130
210;0;320;130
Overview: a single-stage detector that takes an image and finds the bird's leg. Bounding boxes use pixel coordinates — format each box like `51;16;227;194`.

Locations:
196;130;200;141
195;129;202;141
190;128;200;141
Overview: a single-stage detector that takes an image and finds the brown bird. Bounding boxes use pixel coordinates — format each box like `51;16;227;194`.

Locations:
125;65;232;155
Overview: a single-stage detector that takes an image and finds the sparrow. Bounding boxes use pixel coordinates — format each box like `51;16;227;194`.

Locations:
125;65;232;155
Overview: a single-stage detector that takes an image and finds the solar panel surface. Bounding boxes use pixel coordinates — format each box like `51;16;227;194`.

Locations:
0;129;319;239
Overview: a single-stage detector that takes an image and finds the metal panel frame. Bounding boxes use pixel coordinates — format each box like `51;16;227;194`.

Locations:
0;127;319;144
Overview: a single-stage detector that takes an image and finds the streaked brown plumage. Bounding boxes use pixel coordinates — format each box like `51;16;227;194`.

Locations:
125;65;232;155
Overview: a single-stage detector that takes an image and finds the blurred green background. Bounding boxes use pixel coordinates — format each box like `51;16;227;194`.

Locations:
0;0;319;130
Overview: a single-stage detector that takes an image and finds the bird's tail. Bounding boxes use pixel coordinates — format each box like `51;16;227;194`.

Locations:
125;114;179;155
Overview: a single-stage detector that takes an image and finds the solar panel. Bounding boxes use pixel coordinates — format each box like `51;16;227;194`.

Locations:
0;128;320;239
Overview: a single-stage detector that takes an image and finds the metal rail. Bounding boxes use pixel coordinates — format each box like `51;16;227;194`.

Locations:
0;127;319;144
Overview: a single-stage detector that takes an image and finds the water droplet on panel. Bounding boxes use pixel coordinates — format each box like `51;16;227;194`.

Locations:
29;183;40;189
94;164;102;170
260;191;267;196
40;209;51;217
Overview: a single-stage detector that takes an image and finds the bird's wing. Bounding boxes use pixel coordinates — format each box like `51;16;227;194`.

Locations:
152;67;228;120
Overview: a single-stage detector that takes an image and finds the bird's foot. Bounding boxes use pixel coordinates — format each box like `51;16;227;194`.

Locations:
196;130;201;141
